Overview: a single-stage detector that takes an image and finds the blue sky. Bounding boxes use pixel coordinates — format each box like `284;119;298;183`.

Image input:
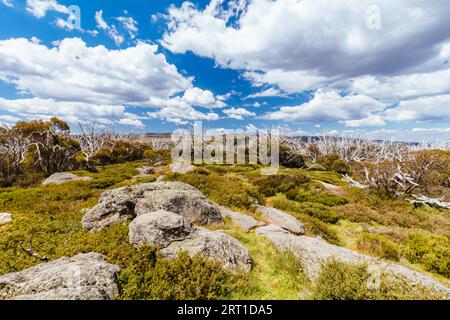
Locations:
0;0;449;141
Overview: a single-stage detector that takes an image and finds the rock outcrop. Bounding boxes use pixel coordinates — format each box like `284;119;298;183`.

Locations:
256;225;450;298
0;212;12;225
82;182;223;230
129;209;194;248
161;227;253;272
219;206;264;232
256;205;304;235
130;210;253;272
0;253;120;300
43;172;92;185
170;162;195;174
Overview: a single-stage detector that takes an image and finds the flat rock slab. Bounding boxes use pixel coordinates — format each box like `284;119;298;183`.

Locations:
0;253;120;300
315;180;344;196
219;206;264;232
130;210;253;272
43;172;93;185
82;182;223;230
0;212;12;225
256;205;304;235
256;225;450;298
162;227;253;272
170;162;195;174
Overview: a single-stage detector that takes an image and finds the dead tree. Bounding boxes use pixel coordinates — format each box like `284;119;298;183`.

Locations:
29;126;79;176
0;125;31;180
78;122;111;168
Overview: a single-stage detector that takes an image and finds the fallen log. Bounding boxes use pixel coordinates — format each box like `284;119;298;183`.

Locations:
342;174;368;189
407;194;450;210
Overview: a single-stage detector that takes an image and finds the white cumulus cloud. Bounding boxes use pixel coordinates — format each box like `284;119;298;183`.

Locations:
0;38;191;105
182;87;226;108
2;0;13;8
95;10;125;46
223;107;256;120
161;0;450;130
26;0;69;18
384;94;450;122
0;37;224;126
162;0;450;89
344;115;386;128
263;89;385;123
116;16;138;39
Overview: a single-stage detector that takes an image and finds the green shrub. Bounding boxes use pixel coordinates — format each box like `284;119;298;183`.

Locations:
271;195;340;244
286;186;348;207
332;201;426;230
303;216;341;245
144;149;171;164
251;174;310;197
317;154;350;174
14;172;44;188
300;202;339;224
118;246;246;300
206;164;259;175
94;141;146;165
403;232;449;277
333;203;384;224
312;260;371;300
273;196;338;224
330;159;350;175
312;260;444;300
87;177;121;189
193;167;210;175
356;233;401;261
166;172;264;208
279;144;306;168
227;231;310;299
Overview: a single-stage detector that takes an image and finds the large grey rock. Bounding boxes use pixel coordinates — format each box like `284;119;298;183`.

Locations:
0;253;120;300
256;225;450;298
82;182;223;230
43;172;92;185
130;211;252;272
219;206;264;232
162;227;253;273
170;162;195;174
129;209;194;248
256;205;304;235
0;212;12;225
255;224;289;237
135;188;222;225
